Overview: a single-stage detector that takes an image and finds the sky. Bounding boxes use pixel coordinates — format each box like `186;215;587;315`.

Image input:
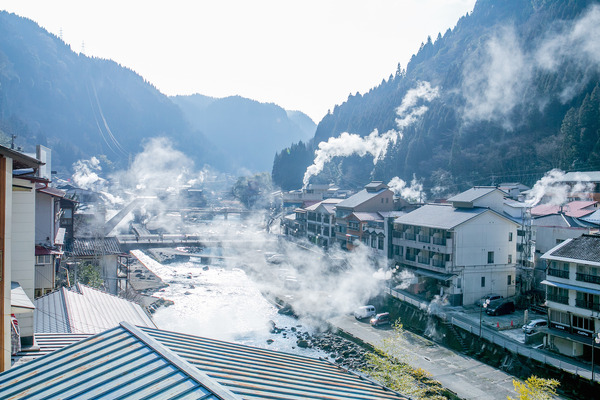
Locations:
0;0;476;123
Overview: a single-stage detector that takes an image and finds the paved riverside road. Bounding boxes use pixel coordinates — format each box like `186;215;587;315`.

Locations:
328;314;518;400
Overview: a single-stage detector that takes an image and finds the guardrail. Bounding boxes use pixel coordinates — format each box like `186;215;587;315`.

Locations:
450;316;594;382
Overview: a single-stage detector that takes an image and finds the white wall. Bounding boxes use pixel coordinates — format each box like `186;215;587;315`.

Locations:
454;212;517;267
473;190;506;213
11;178;36;342
1;158;12;371
462;264;516;304
35;192;54;245
535;226;588;254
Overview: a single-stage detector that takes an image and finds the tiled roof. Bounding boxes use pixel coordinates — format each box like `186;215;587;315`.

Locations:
547;235;600;263
36;185;66;198
531;201;597;218
0;323;410;400
66;237;123;256
35;284;156;334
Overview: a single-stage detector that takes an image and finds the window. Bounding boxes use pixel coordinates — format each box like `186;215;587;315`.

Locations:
481;276;486;287
573;315;594;332
36;255;52;265
509;232;513;242
386;198;389;203
488;251;494;264
457;278;462;289
547;286;569;304
507;275;512;285
378;234;384;250
508;254;513;263
550;309;570;326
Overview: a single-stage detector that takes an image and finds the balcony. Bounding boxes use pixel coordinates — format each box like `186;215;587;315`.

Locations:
417;256;430;265
406;254;416;262
547;293;569;305
576;273;600;285
432;237;446;245
576;299;600;311
547;269;569;279
404;232;416;241
432;258;445;268
418;235;430;244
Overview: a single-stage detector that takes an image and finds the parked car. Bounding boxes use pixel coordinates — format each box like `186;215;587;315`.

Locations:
485;300;515;316
354;305;376;320
477;293;503;307
370;312;391;327
522;319;548;334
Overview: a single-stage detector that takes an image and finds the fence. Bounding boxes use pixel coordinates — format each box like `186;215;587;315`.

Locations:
450;316;595;382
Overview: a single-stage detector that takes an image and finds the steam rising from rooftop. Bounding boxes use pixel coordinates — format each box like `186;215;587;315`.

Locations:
525;169;594;207
388;176;424;203
302;81;439;187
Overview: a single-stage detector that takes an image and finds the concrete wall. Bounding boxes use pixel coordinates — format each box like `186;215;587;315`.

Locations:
462;264;516;305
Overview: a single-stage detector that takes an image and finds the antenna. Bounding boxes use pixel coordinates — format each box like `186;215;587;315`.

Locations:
81;41;85;54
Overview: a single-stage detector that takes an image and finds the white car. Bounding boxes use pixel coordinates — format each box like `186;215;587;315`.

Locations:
354;305;376;320
522;319;548;334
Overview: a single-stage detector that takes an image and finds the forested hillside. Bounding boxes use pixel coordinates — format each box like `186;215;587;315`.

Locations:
0;12;313;174
272;0;600;194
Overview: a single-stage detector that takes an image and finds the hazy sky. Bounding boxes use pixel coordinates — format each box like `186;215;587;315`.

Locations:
1;0;476;123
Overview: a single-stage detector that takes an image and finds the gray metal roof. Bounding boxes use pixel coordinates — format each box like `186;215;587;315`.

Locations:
546;234;600;264
446;186;500;204
394;204;488;229
1;323;410;400
11;333;92;367
67;237;124;256
352;212;383;221
336;188;387;209
0;323;229;400
35;284;156;334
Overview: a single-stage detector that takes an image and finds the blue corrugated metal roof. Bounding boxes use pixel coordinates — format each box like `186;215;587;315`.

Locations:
1;323;410;400
0;324;231;400
142;327;409;400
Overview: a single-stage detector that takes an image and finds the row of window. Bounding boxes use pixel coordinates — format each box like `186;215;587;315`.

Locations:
550;309;595;332
547;286;600;311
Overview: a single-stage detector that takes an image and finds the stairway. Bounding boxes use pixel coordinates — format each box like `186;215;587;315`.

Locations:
444;321;470;354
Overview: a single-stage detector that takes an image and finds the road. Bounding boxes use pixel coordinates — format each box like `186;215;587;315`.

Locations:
328;314;519;400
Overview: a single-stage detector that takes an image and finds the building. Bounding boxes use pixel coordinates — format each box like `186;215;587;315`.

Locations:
541;234;600;362
0;145;43;371
391;187;519;306
554;171;600;202
304;198;342;248
334;182;395;250
0;322;410;400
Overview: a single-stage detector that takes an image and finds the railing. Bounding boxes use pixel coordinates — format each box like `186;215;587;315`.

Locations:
432;258;445;268
450;316;595;381
576;273;600;285
432;237;446;245
575;299;600;311
418;256;430;265
385;287;429;312
547;269;569;279
405;233;416;240
418;235;430;243
547;293;569;304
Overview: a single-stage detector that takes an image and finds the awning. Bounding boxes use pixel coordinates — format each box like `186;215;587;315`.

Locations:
399;265;454;281
541;279;600;296
11;282;35;313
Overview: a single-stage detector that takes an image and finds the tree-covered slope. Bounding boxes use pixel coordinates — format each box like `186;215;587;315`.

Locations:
272;0;600;193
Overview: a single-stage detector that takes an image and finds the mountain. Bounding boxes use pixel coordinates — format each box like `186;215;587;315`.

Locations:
171;94;315;172
0;11;314;175
272;0;600;194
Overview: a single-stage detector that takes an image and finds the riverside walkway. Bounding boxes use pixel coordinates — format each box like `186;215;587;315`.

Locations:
328;314;520;400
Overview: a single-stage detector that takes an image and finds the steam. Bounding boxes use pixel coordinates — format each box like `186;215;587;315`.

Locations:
72;157;106;191
388;176;424;202
462;5;600;126
394;270;416;290
302;81;439;187
525;169;594;207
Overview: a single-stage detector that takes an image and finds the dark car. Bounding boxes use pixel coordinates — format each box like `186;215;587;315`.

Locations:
485;300;515;316
370;312;390;327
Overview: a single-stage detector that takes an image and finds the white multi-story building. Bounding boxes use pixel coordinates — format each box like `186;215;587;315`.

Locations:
304;198;342;248
392;187;519;306
541;234;600;361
